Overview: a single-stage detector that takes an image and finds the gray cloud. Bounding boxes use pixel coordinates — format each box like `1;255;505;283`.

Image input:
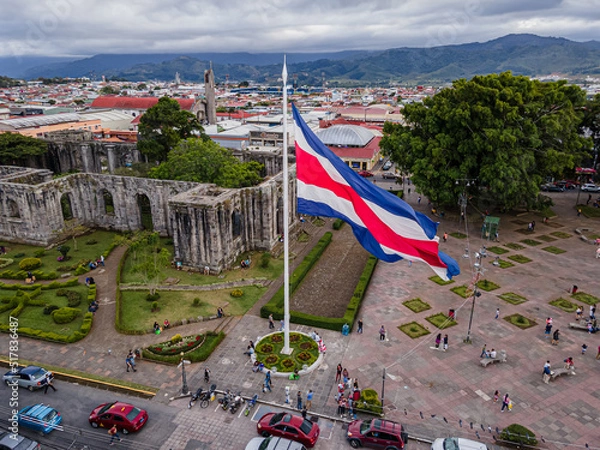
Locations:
0;0;598;57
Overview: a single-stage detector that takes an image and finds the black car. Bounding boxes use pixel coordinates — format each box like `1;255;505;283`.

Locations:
540;184;564;192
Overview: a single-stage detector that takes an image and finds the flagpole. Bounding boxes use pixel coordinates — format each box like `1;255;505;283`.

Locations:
282;55;291;354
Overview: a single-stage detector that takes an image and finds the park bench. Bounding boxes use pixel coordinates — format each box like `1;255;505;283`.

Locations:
550;367;575;380
569;322;589;331
480;350;507;367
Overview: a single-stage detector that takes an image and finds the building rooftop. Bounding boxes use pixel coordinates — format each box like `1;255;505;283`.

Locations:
90;96;195;111
315;124;375;147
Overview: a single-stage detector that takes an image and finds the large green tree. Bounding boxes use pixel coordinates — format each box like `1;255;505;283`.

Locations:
380;72;591;210
148;138;264;188
138;96;206;162
0;133;47;165
581;93;600;170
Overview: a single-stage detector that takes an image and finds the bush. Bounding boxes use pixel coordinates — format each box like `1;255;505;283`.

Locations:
74;264;89;276
51;307;81;324
19;257;42;271
142;332;225;364
192;297;202;307
33;249;46;258
260;252;271;269
357;388;383;415
13;253;25;258
499;424;537;446
230;289;244;298
171;334;183;344
85;239;98;245
43;305;60;315
332;219;344;230
0;258;14;269
151;301;159;311
146;292;161;302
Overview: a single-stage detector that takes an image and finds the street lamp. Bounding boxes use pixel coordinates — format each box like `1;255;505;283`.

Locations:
179;352;189;395
464;283;482;344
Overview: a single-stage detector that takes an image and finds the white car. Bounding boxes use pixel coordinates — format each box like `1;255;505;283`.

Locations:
245;436;306;450
581;183;600;192
432;438;488;450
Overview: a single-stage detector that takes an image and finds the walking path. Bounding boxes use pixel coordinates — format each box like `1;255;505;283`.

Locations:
1;193;598;449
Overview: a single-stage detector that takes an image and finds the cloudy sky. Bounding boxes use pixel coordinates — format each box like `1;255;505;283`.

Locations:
1;0;598;57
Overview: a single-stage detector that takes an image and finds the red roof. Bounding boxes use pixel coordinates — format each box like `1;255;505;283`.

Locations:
90;96;195;111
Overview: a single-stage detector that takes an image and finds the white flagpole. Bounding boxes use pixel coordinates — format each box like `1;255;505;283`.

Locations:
282;55;291;354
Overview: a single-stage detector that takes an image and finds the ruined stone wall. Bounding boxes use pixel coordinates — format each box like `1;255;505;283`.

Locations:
232;149;296;177
170;168;297;271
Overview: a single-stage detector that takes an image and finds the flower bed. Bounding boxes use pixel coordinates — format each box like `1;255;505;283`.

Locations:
146;334;205;356
255;332;319;372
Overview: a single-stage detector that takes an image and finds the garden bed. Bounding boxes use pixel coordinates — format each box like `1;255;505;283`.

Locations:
541;246;566;254
428;275;454;286
549;298;581;313
498;293;527;305
255;332;320;373
491;259;514;269
478;279;500;292
449;232;467;239
503;313;537;329
398;321;430;338
520;239;542;246
504;243;525;250
487;246;509;255
571;292;599;306
425;313;457;330
550;231;572;239
536;235;558;242
142;331;225;364
402;298;432;313
507;254;532;264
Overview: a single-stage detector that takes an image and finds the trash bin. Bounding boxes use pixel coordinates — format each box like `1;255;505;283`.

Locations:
341;323;350;336
449;309;456;320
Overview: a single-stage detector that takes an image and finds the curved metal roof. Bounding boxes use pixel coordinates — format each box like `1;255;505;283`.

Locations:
315;125;375;147
0;113;81;129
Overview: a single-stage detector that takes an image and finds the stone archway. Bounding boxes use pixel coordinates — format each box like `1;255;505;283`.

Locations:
101;189;115;215
7;199;20;218
136;193;153;230
60;194;73;220
232;211;242;238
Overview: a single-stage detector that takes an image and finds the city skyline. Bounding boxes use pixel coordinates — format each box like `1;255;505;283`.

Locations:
0;0;598;58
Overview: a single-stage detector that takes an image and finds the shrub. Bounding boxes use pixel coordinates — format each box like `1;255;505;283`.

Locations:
13;253;25;258
0;258;14;269
192;298;202;307
332;219;344;230
85;239;98;245
51;307;81;324
357;388;383;415
33;249;46;258
146;292;161;302
151;301;159;311
499;424;537;446
19;257;42;271
43;304;60;315
260;252;271;269
57;245;70;259
171;334;183;344
74;264;89;276
230;289;244;298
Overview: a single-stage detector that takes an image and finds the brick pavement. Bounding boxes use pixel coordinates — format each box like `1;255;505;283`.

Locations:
1;192;599;450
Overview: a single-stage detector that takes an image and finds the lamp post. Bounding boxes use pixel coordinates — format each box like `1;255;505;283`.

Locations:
464;284;482;344
381;368;386;415
179;352;189;395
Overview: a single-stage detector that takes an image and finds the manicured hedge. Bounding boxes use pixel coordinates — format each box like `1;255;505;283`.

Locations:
260;232;378;331
499;424;537;446
0;279;78;290
0;312;93;343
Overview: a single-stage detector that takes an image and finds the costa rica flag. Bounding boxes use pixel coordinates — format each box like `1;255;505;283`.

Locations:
292;104;459;281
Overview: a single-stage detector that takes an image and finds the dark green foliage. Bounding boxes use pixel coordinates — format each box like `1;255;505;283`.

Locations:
260;252;271;269
33;249;46;257
85;239;98;245
74;264;89;276
332;219;345;230
380;72;590;211
138;97;207;162
43;305;60;315
0;133;47;165
142;331;225;364
356;388;383;415
146;292;161;302
57;245;70;258
56;289;82;307
499;424;537;446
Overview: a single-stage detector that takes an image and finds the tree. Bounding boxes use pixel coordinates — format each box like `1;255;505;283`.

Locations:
57;245;70;260
128;232;171;295
137;83;148;91
148;138;264;188
99;85;119;95
380;72;591;210
137;97;206;162
581;93;600;172
0;133;47;165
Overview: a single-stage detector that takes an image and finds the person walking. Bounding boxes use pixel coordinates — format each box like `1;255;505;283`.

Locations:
590;304;596;320
544;321;552;338
501;393;510;412
204;367;211;383
268;314;275;329
495;308;500;319
263;371;272;393
336;364;343;383
417;196;421;205
306;389;313;411
576;306;583;321
379;325;386;341
552;329;560;345
435;333;442;348
43;377;56;394
542;361;552;384
443;334;449;351
480;344;487;358
493;390;499;403
443;232;448;242
108;425;121;445
126;351;137;372
357;318;363;334
296;391;303;410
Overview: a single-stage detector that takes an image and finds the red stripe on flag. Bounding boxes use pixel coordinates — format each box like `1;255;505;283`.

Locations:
296;143;446;269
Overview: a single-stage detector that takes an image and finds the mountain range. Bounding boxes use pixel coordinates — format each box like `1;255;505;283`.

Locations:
4;34;600;84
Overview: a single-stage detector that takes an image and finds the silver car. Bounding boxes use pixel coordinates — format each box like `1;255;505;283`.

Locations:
0;431;40;450
432;438;488;450
3;366;53;391
245;436;307;450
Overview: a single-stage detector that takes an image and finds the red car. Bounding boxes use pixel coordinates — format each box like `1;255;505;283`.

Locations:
89;401;148;434
257;412;320;448
357;170;374;177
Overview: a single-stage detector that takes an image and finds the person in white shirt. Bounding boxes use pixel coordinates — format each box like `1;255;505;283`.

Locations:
487;349;497;359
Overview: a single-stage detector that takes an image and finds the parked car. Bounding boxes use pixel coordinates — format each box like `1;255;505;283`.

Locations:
381;172;399;179
554;180;577;190
357;170;374;177
347;418;408;449
89;401;148;434
0;431;40;450
17;404;62;435
581;183;600;192
257;412;320;448
3;366;53;391
382;160;393;170
245;436;307;450
432;437;488;450
540;183;564;192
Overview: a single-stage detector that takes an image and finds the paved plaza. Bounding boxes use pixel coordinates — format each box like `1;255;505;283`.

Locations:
0;191;599;449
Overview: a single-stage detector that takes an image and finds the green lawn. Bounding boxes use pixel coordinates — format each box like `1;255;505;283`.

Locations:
425;313;457;330
428;275;454;286
550;231;572;239
541;246;566;254
402;298;432;313
0;284;90;336
498;292;528;305
507;254;532;264
549;298;581;313
120;285;267;332
536;234;558;242
487;246;509;255
572;292;600;306
504;243;526;250
0;230;120;276
520;239;542;246
121;240;283;286
504;313;537;329
491;259;515;269
398;321;430;338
